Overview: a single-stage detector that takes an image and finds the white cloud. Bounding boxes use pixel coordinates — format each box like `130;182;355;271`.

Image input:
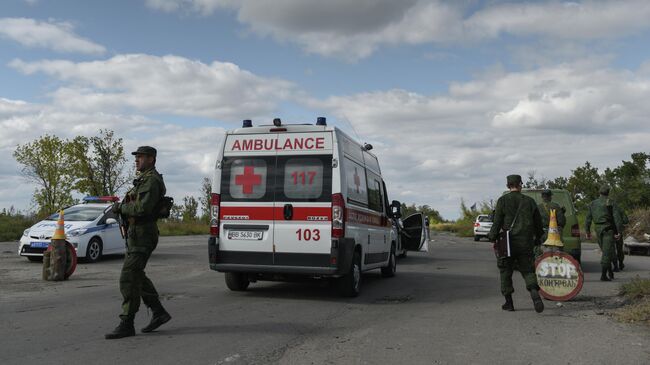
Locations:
10;54;296;121
0;18;106;55
145;0;650;60
0;100;225;214
309;61;650;217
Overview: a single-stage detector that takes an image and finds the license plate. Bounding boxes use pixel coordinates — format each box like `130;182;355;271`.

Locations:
31;241;50;248
228;230;263;240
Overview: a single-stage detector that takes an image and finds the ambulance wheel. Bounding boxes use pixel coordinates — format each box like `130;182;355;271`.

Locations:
84;238;103;263
474;235;480;242
225;272;250;291
27;256;43;262
381;247;396;278
337;251;361;297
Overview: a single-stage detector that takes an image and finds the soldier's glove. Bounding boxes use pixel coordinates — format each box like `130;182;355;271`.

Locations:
111;202;122;214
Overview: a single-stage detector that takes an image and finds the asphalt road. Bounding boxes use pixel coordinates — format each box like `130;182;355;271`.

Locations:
1;233;649;365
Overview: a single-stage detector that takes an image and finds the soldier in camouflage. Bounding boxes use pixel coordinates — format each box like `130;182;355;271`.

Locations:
584;185;623;281
488;175;545;313
105;146;171;339
613;209;629;272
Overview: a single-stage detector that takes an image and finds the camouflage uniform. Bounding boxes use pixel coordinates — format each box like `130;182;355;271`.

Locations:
106;146;170;340
584;186;623;280
118;166;166;321
489;190;544;296
614;210;629;270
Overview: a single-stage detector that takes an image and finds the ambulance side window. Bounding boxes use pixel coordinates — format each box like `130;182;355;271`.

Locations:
221;157;272;201
367;173;383;213
344;157;368;206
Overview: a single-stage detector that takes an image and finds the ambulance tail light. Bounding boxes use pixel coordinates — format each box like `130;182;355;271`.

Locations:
474;222;480;227
210;193;221;237
332;193;345;238
571;223;580;237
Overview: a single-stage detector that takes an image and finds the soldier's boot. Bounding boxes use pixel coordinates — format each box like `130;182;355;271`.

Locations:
600;268;611;281
608;267;615;280
530;289;544;313
105;318;135;340
619;260;625;271
142;305;172;333
501;294;514;311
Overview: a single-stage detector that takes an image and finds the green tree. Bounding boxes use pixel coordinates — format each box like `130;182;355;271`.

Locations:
13;135;76;216
602;152;650;210
198;177;212;223
181;196;199;222
546;176;568;190
523;170;547;189
567;162;601;211
70;129;130;196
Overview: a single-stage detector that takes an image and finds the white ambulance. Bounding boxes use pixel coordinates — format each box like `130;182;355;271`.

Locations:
208;118;425;296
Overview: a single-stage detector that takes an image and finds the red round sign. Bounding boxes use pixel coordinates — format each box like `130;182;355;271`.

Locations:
46;241;78;280
535;251;584;301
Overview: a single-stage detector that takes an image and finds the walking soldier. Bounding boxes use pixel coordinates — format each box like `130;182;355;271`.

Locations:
584;185;624;281
488;175;545;313
105;146;171;339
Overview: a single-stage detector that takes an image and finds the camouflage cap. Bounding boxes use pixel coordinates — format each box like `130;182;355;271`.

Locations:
599;184;611;195
506;174;522;185
541;189;552;197
131;146;157;157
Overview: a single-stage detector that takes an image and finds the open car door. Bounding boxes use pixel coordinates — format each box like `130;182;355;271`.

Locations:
401;213;425;251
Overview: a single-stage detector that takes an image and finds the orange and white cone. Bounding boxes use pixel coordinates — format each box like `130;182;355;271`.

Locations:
52;210;66;240
543;209;564;247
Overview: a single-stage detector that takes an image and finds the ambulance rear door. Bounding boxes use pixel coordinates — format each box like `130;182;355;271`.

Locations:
273;132;334;268
219;134;278;265
401;213;426;251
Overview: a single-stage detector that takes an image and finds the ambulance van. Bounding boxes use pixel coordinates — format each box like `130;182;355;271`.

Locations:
208;118;425;296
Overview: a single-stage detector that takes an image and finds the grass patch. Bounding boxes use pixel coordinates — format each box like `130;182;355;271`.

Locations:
616;277;650;325
620;277;650;300
0;214;37;241
158;220;208;236
432;222;474;237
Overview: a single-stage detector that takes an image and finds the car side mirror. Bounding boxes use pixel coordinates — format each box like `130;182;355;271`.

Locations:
391;200;402;219
105;218;118;225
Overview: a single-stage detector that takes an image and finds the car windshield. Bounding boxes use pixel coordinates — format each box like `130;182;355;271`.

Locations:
478;216;492;222
46;206;106;221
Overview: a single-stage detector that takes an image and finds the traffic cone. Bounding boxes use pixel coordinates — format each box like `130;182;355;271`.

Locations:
543;209;564;247
49;210;67;280
52;210;66;240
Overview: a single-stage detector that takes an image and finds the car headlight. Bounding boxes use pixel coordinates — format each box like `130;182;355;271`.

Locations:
68;228;88;237
23;229;30;237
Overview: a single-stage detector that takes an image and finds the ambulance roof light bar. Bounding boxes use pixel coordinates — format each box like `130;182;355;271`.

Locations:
273;118;282;126
83;196;120;203
242;119;252;128
316;117;327;126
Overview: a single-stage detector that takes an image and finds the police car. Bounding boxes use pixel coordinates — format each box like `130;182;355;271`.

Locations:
208;117;426;296
19;196;125;263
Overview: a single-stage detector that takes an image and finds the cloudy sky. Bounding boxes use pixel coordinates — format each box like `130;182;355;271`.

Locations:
1;0;650;219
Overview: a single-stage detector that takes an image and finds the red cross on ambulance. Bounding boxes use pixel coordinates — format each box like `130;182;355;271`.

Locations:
235;166;262;195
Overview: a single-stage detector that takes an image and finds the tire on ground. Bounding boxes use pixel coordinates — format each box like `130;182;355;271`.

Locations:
84;237;103;263
225;272;250;291
381;245;396;278
337;250;361;297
